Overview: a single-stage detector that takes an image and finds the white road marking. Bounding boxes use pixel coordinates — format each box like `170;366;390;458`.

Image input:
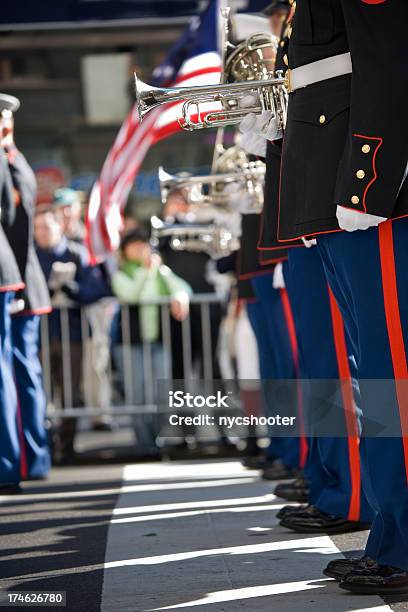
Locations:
101;461;393;612
0;477;257;503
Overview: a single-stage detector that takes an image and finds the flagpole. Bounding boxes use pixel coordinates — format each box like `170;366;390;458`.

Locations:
211;1;230;173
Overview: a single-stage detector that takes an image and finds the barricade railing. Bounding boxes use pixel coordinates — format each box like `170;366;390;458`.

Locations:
40;294;227;419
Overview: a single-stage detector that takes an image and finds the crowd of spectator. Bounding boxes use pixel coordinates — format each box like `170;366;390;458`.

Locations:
33;185;241;464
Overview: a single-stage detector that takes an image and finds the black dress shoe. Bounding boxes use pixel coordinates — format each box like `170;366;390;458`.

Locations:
274;476;310;502
241;456;267;470
262;460;297;481
323;556;377;581
280;507;371;534
276;503;311;520
0;483;21;495
339;565;408;594
276;504;320;519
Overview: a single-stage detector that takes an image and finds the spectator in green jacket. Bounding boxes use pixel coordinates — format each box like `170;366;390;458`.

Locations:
111;228;192;458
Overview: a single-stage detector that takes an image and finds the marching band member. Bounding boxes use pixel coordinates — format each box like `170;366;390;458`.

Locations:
0;95;24;493
277;0;408;594
1;95;52;481
242;2;372;534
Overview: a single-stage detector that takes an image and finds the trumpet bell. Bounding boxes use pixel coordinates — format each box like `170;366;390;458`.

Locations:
134;75;170;121
224;32;278;83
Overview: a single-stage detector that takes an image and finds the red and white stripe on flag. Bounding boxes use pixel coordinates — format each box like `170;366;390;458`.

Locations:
86;51;221;262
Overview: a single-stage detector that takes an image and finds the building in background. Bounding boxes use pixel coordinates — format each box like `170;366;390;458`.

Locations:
0;2;223;220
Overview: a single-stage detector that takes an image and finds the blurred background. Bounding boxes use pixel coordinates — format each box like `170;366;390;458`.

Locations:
1;0;225;222
0;0;274;467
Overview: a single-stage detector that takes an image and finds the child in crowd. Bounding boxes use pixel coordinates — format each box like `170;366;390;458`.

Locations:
111;228;192;458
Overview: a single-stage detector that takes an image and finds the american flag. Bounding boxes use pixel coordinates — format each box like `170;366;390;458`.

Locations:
86;0;223;261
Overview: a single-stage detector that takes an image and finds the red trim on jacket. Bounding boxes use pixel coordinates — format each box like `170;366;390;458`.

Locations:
259;255;288;266
12;306;53;317
258;242;304;252
237;268;276;281
352;134;383;213
0;282;25;293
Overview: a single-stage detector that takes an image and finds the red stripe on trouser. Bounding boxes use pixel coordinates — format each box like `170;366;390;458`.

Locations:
378;221;408;482
15;389;28;480
279;288;309;469
328;288;361;521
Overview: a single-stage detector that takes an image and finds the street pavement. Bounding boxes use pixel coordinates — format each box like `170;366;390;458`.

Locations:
0;459;407;612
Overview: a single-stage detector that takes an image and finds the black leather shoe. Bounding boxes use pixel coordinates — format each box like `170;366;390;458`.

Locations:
339;565;408;594
323;556;377;581
0;483;21;495
276;504;309;520
262;460;297;481
280;507;371;534
274;477;309;502
241;456;267;470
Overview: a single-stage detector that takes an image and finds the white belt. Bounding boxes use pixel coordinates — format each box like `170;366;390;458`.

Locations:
286;52;352;93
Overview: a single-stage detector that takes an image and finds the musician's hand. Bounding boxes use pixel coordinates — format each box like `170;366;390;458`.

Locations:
272;262;285;289
170;293;189;321
225;182;257;214
336;206;387;232
239;127;266;158
239;111;282;142
238;94;259;109
302;237;317;248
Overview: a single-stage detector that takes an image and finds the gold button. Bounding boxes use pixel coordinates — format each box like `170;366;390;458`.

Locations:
356;170;365;179
351;195;360;205
319;115;326;124
280;40;285;47
287;26;292;38
283;54;289;66
362;144;371;154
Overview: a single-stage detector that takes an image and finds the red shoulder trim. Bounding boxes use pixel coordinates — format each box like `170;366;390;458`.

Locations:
0;282;25;293
12;306;52;317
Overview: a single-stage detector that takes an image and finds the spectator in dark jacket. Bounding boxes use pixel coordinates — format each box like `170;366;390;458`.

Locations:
34;208;111;463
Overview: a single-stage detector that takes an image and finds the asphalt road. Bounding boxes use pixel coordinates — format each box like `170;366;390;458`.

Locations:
0;458;407;612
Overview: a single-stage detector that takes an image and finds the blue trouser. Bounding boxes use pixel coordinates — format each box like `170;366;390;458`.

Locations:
12;314;51;479
285;247;373;522
317;217;408;569
0;292;20;484
249;268;303;470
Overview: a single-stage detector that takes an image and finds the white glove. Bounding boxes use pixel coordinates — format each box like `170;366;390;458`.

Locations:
225;182;257;214
238;128;267;158
48;261;77;291
336;205;387;232
238;94;259;109
272;262;285;289
302;237;317;248
239;110;282;142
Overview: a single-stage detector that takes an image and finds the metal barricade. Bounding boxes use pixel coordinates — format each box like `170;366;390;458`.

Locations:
41;294;226;419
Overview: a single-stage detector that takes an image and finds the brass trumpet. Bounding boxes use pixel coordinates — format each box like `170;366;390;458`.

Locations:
158;163;265;207
150;216;239;258
135;73;286;131
135;31;287;131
